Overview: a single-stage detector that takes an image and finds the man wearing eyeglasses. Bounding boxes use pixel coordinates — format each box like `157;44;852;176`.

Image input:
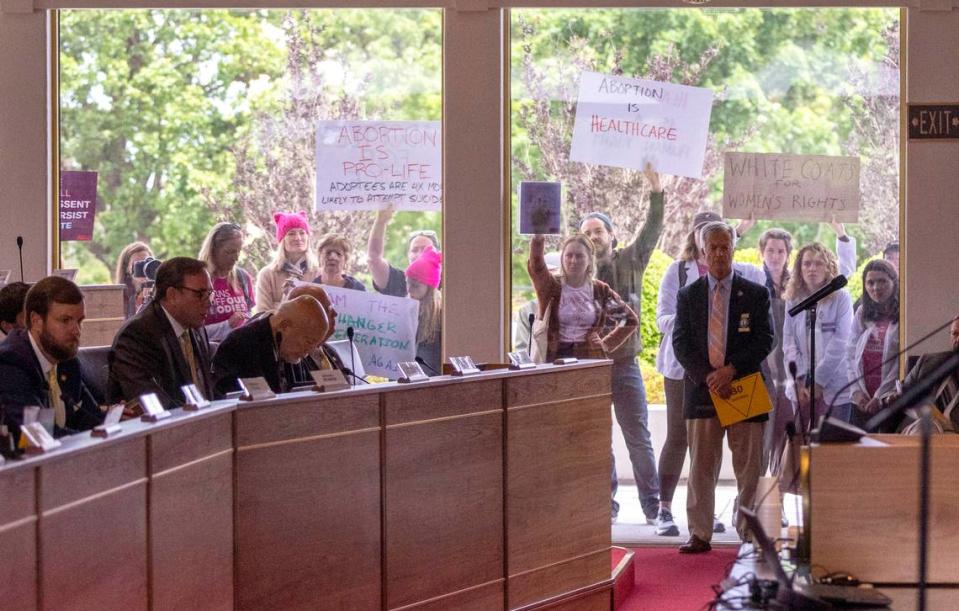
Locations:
109;257;219;408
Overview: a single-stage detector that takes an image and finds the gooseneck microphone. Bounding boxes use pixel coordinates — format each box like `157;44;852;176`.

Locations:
787;274;847;317
342;367;369;385
527;313;535;356
16;236;24;282
414;355;440;376
346;326;357;387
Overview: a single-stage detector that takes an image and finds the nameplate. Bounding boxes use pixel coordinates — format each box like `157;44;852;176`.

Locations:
238;377;276;401
553;357;579;365
449;355;481;376
139;393;172;422
508;351;537;370
397;361;429;384
180;384;212;411
310;369;350;392
0;269;10;286
908;104;959;140
52;268;78;282
21;422;61;453
92;404;125;437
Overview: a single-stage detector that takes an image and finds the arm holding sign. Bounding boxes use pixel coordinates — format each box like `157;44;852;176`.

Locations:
527;235;561;318
367;205;395;293
621;164;666;270
829;221;858;279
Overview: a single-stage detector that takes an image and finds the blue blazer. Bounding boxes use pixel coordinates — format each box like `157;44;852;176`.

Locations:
672;273;773;420
0;328;103;443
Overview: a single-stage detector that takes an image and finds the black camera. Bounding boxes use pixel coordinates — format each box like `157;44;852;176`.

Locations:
132;257;162;281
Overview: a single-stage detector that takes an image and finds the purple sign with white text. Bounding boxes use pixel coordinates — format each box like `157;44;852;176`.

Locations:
59;171;98;241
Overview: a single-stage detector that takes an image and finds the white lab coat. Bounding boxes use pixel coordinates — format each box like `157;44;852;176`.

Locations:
846;306;900;401
782;289;854;406
655;259;765;380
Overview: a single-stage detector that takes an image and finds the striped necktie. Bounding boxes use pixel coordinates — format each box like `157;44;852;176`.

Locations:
708;283;726;369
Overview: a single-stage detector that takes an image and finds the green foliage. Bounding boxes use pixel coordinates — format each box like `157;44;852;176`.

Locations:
639;249;672;362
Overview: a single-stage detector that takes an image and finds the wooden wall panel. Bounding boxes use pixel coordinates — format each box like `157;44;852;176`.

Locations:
508;550;610;610
150;452;233;611
385;412;503;609
235;431;381;610
0;467;38;611
39;481;148;611
396;580;504;611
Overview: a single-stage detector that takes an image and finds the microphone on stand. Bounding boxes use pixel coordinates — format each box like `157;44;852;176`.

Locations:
16;236;24;282
346;326;357;387
787;275;847;317
414;355;441;376
527;313;535;357
342;367;369;385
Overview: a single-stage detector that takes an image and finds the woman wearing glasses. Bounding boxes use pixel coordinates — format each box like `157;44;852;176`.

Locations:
198;222;255;342
256;211;320;312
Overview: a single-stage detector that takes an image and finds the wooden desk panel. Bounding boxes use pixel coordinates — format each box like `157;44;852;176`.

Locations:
235;393;379;447
384;378;501;425
39;480;148;610
505;365;610;409
506;387;611;609
0;467;37;610
150;413;234;611
235;430;381;610
39;437;146;510
385;407;503;609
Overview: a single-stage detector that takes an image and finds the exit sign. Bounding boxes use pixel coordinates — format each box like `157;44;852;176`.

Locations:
908;104;959;139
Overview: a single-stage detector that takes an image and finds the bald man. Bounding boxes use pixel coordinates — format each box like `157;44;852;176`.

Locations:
212;295;330;395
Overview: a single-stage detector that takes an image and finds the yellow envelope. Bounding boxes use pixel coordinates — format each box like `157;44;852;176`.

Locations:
709;372;772;427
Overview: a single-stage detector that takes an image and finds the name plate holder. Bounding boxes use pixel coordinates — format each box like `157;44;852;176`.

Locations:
91;404;125;438
20;422;61;453
449;355;481;377
238;377;276;401
553;357;579;365
397;361;429;384
52;268;78;282
508;351;537;370
180;384;212;412
139;393;172;422
310;369;351;392
0;269;10;286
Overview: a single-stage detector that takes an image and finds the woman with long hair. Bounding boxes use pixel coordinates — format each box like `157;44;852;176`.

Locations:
782;242;854;430
527;233;637;362
256;211;320;312
198;222;255;342
115;241;154;318
404;245;443;374
847;259;899;429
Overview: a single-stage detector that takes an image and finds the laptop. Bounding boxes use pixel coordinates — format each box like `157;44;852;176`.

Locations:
740;508;891;608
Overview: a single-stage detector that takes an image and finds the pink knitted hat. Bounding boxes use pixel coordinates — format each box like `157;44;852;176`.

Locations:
273;211;311;243
405;245;442;289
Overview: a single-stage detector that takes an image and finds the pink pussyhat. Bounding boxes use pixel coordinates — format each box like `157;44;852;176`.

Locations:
405;245;442;289
273;211;311;243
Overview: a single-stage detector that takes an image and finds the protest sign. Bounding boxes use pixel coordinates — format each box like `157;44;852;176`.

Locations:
59;171;98;241
723;152;860;222
569;71;714;179
518;181;562;235
323;285;419;379
315;120;441;212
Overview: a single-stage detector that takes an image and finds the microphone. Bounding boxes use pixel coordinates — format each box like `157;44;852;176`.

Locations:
527;313;535;356
788;275;847;317
16;236;24;282
414;355;440;376
346;326;357;387
342;367;369;385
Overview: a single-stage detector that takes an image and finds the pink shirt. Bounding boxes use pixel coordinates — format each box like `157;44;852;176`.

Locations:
862;319;890;398
205;274;253;325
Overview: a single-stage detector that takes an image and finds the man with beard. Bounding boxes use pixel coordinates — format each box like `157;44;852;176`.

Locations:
0;276;103;449
579;163;665;523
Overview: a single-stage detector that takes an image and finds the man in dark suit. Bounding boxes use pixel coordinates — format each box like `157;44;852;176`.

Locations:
672;221;773;553
890;316;959;432
109;257;218;408
0;276;103;452
212;294;331;395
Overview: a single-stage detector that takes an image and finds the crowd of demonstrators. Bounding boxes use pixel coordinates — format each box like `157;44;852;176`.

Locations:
782;243;855;429
256;211;319;312
579;163;664;525
115;241;154;318
368;204;440;297
314;233;366;291
198;222;255;343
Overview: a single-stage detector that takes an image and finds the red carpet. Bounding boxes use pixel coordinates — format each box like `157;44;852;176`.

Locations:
618;546;739;610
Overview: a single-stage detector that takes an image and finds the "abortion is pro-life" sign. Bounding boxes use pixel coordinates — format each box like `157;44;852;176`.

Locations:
569;71;714;179
315;120;441;212
722;152;860;223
